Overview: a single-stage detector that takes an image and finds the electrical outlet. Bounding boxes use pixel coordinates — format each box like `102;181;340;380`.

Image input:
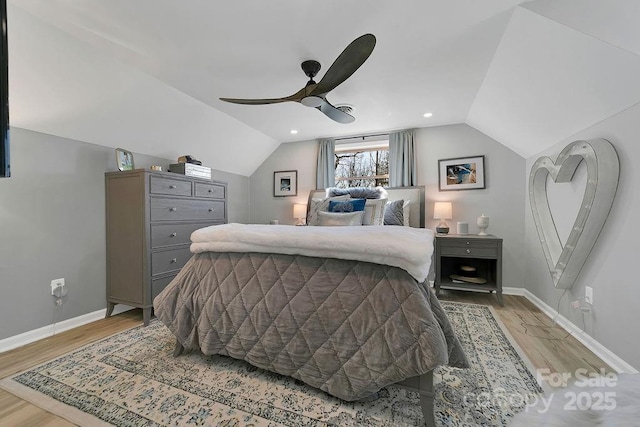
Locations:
585;286;593;305
50;278;67;298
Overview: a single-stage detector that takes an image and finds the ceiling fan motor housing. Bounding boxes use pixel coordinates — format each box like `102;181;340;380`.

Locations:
301;60;321;79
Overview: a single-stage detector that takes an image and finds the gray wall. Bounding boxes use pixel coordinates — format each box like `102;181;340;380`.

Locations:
0;128;249;340
523;104;640;370
250;123;526;288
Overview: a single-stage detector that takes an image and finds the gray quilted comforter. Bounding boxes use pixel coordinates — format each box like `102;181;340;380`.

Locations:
154;252;468;401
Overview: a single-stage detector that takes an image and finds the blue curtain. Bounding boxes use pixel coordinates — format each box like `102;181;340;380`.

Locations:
316;139;335;189
389;130;416;187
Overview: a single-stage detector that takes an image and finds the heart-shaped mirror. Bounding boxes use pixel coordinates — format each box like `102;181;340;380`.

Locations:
529;139;619;289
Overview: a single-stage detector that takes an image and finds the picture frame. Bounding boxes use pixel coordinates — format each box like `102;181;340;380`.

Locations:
115;148;135;171
438;155;485;191
274;170;298;197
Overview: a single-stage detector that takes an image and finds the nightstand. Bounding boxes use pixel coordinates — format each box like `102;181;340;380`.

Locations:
434;234;503;306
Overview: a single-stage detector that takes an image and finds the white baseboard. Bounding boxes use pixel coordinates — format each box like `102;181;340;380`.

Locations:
0;305;133;354
522;289;638;374
503;286;525;296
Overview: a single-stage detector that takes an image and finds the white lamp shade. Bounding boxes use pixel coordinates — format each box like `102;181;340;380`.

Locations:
293;203;307;219
433;202;452;219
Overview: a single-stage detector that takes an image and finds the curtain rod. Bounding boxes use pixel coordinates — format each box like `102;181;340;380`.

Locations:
334;132;389;142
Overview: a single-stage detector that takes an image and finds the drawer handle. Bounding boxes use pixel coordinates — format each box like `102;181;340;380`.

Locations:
466;241;470;245
169;185;177;189
208;208;214;212
170;232;177;237
208;189;213;193
170;207;177;212
170;258;177;263
466;249;471;254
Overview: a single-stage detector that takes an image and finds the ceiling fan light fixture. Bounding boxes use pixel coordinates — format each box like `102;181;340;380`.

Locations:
301;96;324;108
336;104;355;114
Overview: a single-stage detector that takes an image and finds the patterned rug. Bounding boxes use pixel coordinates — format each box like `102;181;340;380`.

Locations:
0;302;542;426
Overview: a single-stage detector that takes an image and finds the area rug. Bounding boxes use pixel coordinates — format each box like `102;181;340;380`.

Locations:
0;302;542;426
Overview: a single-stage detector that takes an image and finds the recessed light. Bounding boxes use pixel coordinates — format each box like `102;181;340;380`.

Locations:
290;129;298;134
423;112;433;118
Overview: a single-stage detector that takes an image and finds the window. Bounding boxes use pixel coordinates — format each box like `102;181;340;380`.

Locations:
334;140;389;188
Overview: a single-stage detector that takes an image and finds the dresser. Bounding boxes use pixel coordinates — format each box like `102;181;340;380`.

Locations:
105;169;227;325
434;234;503;306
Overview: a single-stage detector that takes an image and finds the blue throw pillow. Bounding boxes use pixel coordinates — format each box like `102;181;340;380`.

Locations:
328;198;366;213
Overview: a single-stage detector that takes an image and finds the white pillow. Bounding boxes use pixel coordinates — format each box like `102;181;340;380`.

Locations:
362;198;387;226
307;195;350;226
403;200;411;227
317;211;364;226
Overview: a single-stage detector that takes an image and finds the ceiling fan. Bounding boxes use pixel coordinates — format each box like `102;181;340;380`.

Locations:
220;34;376;124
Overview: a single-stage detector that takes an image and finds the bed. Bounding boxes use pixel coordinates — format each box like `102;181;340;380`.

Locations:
154;186;468;426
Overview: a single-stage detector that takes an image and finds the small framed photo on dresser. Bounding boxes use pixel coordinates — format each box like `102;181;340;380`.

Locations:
274;170;297;197
115;148;135;171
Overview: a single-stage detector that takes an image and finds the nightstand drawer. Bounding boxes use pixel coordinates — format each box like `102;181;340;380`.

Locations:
440;245;498;258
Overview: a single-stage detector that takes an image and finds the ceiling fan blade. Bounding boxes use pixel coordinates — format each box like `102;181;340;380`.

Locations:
317;99;355;124
219;97;290;105
310;34;376;96
220;87;307;105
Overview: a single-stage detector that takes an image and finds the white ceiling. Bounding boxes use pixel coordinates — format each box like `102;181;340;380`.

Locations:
7;0;640;175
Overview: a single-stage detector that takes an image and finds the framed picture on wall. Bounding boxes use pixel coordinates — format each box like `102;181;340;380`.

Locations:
115;148;135;171
274;170;298;197
438;155;485;191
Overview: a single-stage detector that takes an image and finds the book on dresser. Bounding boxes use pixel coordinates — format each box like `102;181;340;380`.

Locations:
105;169;227;325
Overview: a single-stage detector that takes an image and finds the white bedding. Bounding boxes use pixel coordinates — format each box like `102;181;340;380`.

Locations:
190;223;434;282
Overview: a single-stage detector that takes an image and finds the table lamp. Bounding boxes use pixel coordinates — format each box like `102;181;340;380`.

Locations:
434;202;452;234
293;203;307;226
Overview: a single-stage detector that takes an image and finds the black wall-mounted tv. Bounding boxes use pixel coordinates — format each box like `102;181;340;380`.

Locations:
0;0;9;178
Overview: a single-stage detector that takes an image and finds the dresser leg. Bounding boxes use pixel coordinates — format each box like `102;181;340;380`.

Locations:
105;302;115;319
497;292;504;306
143;308;152;326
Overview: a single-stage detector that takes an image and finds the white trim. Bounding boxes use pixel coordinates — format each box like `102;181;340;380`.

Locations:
522;289;638;374
503;286;525;296
0;306;133;353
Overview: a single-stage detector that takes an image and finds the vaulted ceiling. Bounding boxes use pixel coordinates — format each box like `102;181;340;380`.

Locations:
7;0;640;175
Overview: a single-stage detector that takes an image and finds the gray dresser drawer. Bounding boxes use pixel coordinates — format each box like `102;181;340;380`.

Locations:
151;275;176;301
151;247;192;276
150;176;192;196
195;182;225;199
150;198;226;221
151;222;212;248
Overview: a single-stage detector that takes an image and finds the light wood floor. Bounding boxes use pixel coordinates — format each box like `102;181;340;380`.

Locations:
0;292;611;426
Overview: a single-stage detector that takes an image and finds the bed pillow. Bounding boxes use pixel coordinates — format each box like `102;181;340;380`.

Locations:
307;195;350;226
362;198;387;226
403;200;411;226
384;199;405;226
326;186;389;199
317;211;364;226
329;198;366;213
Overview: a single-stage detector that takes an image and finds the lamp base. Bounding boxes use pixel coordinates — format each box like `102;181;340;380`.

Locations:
436;219;450;234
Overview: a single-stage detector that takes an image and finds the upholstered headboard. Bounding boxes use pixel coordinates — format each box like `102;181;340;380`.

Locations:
307;186;425;228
